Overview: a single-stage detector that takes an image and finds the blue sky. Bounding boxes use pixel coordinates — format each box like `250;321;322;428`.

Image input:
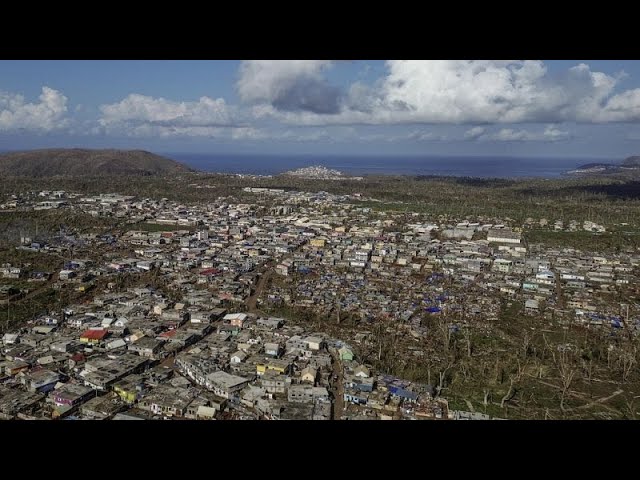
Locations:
2;60;640;158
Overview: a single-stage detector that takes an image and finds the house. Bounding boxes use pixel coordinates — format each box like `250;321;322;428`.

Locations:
0;387;44;420
346;375;375;392
80;395;125;419
389;386;419;402
275;264;290;276
525;299;540;315
287;385;330;403
259;371;291;394
338;346;354;362
51;383;95;407
101;317;115;328
354;365;370;378
366;390;389;410
303;336;323;351
138;385;197;418
160;310;189;329
67;315;93;329
230;351;248;364
106;339;127;351
2;333;19;345
487;228;521;244
128;337;164;358
79;329;108;345
300;366;317;384
263;342;281;357
5;361;30;376
21;369;60;393
59;270;76;281
241;385;266;408
205;371;250;399
185;394;226;419
50;339;81;353
344;388;369;405
309;353;332;369
223;313;247;328
112;374;146;404
256;358;291;376
287;385;329;403
257;317;283;329
190;311;214;324
285;335;306;352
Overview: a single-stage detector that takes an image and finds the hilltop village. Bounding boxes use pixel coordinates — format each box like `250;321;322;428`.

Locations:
0;183;638;420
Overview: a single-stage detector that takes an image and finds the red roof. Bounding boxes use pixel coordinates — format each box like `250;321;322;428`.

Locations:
80;329;108;340
160;329;177;338
200;268;220;276
71;353;86;362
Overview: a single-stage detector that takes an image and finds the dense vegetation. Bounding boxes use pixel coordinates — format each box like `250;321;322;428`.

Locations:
0;149;192;177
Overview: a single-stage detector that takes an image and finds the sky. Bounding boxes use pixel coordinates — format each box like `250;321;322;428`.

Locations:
2;60;640;158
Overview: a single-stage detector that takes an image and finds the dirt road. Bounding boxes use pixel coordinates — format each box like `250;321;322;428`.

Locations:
329;350;345;420
246;268;273;314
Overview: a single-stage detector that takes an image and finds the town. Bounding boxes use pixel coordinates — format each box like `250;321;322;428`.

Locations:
0;181;639;420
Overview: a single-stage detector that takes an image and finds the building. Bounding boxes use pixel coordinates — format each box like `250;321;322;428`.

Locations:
525;299;540;315
79;329;108;345
487;228;521;244
205;371;250;399
223;313;247;328
288;385;329;403
338;346;354;362
300;366;317;384
51;383;95;407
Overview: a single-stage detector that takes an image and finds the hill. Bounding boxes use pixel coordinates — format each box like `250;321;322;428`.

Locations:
565;163;618;175
0;149;194;177
567;155;640;176
621;155;640;168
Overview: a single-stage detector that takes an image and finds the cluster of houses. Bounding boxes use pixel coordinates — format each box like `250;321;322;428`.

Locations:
0;185;639;420
0;283;447;420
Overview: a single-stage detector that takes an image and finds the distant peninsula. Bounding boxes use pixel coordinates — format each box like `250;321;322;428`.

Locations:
281;165;362;180
566;155;640;176
0;149;193;177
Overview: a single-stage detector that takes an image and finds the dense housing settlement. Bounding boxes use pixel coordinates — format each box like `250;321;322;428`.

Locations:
0;178;638;420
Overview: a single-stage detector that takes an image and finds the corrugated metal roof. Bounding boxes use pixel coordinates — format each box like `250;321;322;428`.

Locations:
80;329;108;340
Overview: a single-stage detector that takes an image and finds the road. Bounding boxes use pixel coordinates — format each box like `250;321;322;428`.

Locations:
329;349;345;420
245;267;273;314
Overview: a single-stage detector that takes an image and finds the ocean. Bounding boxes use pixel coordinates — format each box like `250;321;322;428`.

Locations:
166;153;617;179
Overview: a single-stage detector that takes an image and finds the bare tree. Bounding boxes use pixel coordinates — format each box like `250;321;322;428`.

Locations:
557;350;577;412
618;345;637;384
500;376;516;408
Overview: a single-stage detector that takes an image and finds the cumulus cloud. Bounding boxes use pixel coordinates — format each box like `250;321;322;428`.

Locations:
464;126;486;139
99;94;236;131
470;125;570;142
388;130;447;142
275;129;334;142
0;86;68;131
243;60;640;126
237;60;341;114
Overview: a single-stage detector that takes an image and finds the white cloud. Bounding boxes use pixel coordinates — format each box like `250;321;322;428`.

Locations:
0;86;68;131
99;94;237;131
472;125;570;142
542;125;571;141
464;126;486;139
387;130;447;142
243;60;640;126
275;129;333;142
237;60;340;114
